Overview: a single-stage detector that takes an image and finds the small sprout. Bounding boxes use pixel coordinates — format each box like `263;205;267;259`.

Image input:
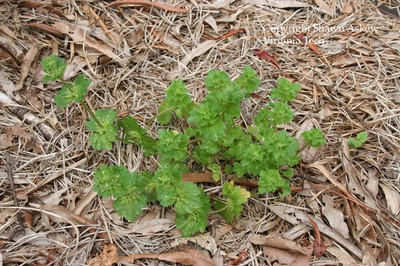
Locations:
348;131;368;149
302;128;326;148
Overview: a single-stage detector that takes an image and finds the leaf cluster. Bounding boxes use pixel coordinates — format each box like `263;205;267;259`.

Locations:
43;54;326;237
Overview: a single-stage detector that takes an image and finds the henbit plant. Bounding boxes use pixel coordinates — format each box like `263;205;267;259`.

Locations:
348;131;368;149
41;54;326;237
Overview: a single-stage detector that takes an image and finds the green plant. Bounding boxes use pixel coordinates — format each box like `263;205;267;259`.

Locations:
348;131;368;149
41;55;325;237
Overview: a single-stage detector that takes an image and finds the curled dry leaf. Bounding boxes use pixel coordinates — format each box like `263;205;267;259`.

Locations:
119;248;215;266
253;49;281;70
249;234;312;266
204;15;219;34
172;235;218;255
87;243;119;266
379;183;400;215
0;35;23;62
209;29;244;41
53;22;125;65
0;46;18;67
306;214;327;259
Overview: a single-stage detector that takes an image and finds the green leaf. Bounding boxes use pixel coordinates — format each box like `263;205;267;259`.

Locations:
348;131;368;149
175;182;204;214
263;131;299;168
54;74;90;107
207;163;221;182
259;170;290;196
235;65;260;94
41;54;67;83
157;80;195;124
271;78;301;102
157;102;173;125
157;129;188;164
254;102;294;128
154;163;187;207
204;70;232;91
113;192;147;221
175;192;210;237
86;109;117;150
302;128;326;148
93;165;127;197
118;116;156;155
215;181;250;223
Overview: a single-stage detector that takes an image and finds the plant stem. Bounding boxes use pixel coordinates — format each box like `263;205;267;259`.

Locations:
59;77;104;128
81;101;104;128
298;143;310;154
209;204;230;215
146;106;176;125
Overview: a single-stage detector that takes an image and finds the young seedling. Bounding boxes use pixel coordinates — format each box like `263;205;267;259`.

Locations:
41;55;326;237
348;131;368;149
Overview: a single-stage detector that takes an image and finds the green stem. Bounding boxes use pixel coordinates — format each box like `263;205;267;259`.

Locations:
81;101;104;129
209;203;230;215
298;143;310;154
146;106;176;126
59;77;104;129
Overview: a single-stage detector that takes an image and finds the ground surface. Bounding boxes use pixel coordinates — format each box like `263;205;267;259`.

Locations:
0;0;399;265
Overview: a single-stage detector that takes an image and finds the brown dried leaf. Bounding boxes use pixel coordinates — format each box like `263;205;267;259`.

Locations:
0;25;17;39
322;195;350;238
341;142;378;210
249;234;312;266
209;29;244;41
87;244;119;266
53;22;124;65
0;133;14;150
120;248;215;266
125;219;174;235
268;204;364;259
7;125;31;139
204;15;219;34
0;46;18;67
15;45;39;91
182;172;216;183
172;235;218;255
23;210;34;228
306;214;327;259
22;23;64;37
327;246;358;265
0;35;23;62
64;55;99;80
170;40;216;78
379;183;400;215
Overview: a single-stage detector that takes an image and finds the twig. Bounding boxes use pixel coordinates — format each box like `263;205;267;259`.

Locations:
5;152;25;231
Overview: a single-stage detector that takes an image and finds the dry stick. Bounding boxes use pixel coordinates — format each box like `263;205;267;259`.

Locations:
5;152;25;232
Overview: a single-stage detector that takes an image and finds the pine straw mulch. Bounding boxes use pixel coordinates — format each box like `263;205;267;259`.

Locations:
0;0;399;265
